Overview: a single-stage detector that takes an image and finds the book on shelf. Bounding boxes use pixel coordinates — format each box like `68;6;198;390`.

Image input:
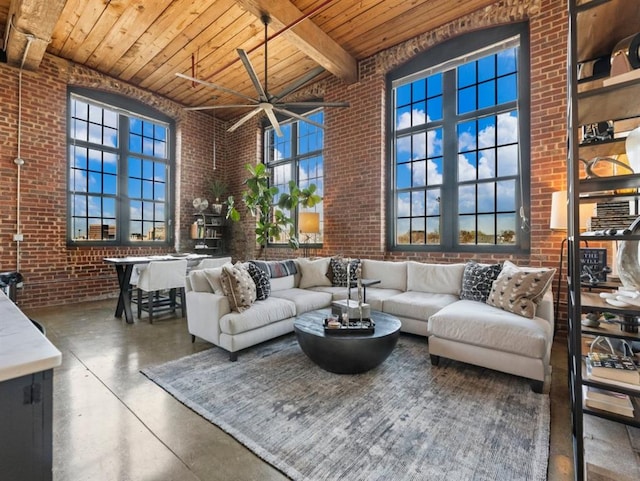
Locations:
586;352;640;385
585;363;640;392
582;386;635;417
584;385;632;406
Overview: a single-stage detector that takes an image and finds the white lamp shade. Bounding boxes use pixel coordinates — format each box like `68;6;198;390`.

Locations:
299;212;320;234
550;190;595;231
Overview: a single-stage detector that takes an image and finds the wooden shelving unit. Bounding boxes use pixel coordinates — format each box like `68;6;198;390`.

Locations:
191;212;225;253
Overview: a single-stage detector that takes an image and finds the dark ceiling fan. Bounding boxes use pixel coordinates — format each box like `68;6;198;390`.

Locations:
176;14;349;136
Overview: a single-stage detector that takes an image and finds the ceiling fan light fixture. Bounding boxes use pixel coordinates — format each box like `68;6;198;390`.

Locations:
177;12;349;136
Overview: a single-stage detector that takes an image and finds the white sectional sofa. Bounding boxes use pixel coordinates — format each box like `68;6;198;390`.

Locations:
185;257;554;392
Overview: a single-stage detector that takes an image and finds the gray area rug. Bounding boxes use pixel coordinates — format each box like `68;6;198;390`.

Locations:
142;335;549;481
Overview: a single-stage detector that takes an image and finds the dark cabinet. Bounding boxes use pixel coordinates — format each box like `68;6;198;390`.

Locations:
0;369;54;481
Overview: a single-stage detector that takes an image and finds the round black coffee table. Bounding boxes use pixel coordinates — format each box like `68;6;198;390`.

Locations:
294;308;401;374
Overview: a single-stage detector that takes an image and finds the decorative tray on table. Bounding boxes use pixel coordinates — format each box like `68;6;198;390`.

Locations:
323;318;375;335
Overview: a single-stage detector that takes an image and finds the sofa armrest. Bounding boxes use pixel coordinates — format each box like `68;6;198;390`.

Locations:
186;291;231;345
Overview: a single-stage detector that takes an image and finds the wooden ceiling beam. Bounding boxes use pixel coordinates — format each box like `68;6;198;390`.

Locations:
3;0;65;70
234;0;358;84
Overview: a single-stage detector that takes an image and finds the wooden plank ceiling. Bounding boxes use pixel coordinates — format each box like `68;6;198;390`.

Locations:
1;0;498;121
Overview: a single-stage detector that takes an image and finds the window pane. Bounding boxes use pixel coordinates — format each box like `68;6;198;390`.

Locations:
459;185;476;214
477;182;495;212
497;73;517;104
411;217;425;244
397;192;410;217
458;86;476;114
497;111;518;144
412;191;425;216
478;149;496;179
397;218;410;244
396;164;411;189
458;152;477;182
478;55;495;82
497;213;517;244
427;188;440;216
458;121;476;152
458;62;476;88
477;214;495;244
497;145;518;176
478;80;496;109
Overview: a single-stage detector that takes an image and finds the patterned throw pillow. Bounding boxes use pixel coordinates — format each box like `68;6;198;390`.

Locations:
244;262;271;300
329;257;361;287
250;260;297;278
220;263;257;312
460;262;503;302
486;267;556;318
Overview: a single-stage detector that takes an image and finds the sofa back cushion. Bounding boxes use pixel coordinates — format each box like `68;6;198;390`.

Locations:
297;257;333;288
188;266;227;295
361;260;407;291
407;262;465;295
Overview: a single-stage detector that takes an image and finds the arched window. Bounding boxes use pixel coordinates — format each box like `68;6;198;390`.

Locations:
388;23;530;253
67;88;175;245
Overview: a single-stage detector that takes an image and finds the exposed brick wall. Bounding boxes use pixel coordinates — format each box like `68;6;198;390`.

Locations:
0;55;222;308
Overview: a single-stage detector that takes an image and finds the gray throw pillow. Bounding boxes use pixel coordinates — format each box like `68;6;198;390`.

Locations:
460;262;502;303
329;257;360;287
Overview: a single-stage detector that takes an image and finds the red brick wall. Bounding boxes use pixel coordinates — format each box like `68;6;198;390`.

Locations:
0;56;223;308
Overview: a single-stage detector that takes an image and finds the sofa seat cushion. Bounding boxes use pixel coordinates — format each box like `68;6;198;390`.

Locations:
219;297;296;335
271;288;332;314
306;286;350;301
361;287;404;311
383;291;459;321
428;300;552;359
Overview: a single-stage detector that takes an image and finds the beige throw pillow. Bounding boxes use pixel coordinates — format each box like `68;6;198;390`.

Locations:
486;266;555;318
499;260;554;304
297;257;332;289
220;263;257;312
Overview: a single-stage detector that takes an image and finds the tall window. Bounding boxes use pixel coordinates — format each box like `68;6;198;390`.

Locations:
389;24;530;252
264;110;324;244
68;89;174;245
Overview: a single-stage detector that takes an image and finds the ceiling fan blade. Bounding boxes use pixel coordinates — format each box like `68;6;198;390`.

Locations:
273;107;325;130
227;107;264;133
185;104;257;111
262;105;283;137
279;101;350;108
271;66;326;102
237;49;269;102
175;72;257;103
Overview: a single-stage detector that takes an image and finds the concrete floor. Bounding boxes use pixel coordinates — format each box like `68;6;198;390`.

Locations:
25;298;576;481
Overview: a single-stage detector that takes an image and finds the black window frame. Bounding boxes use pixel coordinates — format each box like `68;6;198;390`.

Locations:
66;87;176;247
386;22;531;254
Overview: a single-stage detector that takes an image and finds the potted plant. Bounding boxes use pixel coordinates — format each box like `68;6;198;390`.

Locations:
224;163;322;259
208;179;227;215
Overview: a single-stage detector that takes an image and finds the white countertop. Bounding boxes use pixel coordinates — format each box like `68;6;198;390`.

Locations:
0;291;62;382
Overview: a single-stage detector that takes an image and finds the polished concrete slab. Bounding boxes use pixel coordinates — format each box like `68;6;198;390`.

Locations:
24;299;576;481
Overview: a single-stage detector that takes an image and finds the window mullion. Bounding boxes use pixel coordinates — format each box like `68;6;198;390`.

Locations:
441;69;458;250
